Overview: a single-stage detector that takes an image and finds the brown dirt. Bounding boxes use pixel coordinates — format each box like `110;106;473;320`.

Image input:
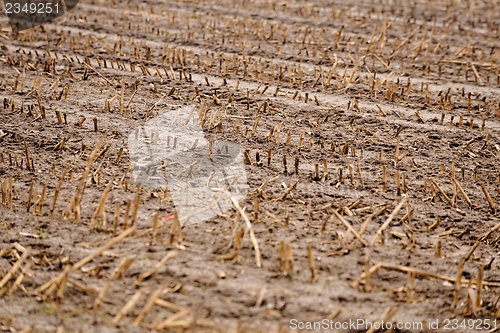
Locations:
1;0;500;332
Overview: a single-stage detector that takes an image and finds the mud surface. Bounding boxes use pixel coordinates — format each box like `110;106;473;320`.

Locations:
0;0;500;332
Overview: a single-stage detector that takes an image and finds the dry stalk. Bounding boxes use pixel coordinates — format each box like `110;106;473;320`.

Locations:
112;256;137;279
155;299;182;313
134;284;165;325
382;165;387;193
394;136;400;166
7;176;13;209
220;227;244;262
155;309;193;330
271;179;299;202
55;267;70;299
130;196;141;226
371;197;407;245
407;271;416;303
364;252;371;292
0;247;31;289
354;255;500;293
38;227;135;293
135;251;178;285
253;197;259;222
6;261;31;296
279;240;294;276
114;203;121;233
480;182;497;213
480;221;500;241
64;141;105;221
169;212;182;245
356;163;364;188
430;179;454;206
436;240;444;258
453;178;472;206
227;191;261;267
23;139;31;171
359;206;386;235
476;263;485;309
466;279;479;316
464;241;481;261
90;177;114;228
83;62;114;85
38;186;46;216
112;289;144;325
93;280;111;311
307;246;317;282
152;212;159;244
366;307;399;333
452;259;465;308
332;210;367;246
50;170;66;215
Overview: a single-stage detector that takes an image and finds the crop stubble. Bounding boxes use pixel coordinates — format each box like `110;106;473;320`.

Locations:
0;0;500;332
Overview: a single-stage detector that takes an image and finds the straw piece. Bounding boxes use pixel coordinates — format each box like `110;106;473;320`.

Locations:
135;251;178;285
93;280;111;311
155;309;193;330
227;191;262;267
371;197;407;245
0;247;30;289
38;227;135;293
155;299;182;313
332;210;367;247
134;284;165;325
112;289;144;324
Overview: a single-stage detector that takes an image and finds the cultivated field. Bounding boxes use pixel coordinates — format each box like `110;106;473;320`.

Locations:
1;0;500;332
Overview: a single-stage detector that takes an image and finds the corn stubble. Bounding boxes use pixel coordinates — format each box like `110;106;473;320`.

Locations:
0;0;500;331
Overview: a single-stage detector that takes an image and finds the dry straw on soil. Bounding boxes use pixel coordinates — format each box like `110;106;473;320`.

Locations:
1;0;500;332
